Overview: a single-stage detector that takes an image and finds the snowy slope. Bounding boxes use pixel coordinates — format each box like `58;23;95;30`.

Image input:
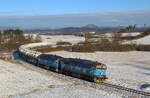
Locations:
132;35;150;45
41;35;85;45
0;59;121;98
0;60;71;97
39;33;150;45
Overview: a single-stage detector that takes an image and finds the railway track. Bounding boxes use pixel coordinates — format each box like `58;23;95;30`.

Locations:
76;80;150;97
98;82;150;97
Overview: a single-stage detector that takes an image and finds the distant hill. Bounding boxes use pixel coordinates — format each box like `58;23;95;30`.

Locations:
83;24;99;29
24;24;148;36
0;26;19;30
25;24;126;35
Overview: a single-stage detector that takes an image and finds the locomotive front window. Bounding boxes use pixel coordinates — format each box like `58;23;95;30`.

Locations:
96;64;107;69
95;65;102;69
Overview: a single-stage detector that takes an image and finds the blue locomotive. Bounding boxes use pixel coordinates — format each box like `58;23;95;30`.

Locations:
37;54;62;72
59;58;107;82
19;52;107;82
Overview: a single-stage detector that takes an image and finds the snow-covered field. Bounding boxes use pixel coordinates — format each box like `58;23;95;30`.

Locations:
131;35;150;45
121;32;141;37
49;51;150;92
25;34;84;45
41;34;150;92
105;32;141;37
14;85;119;98
40;35;84;45
39;33;150;45
1;34;150;98
0;60;120;98
0;60;72;98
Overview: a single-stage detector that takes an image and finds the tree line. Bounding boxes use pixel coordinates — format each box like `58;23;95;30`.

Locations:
0;29;42;52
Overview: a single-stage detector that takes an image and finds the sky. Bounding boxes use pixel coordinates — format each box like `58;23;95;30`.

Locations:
0;0;150;15
0;0;150;29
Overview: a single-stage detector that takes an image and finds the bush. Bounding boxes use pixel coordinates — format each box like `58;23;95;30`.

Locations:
0;29;42;52
136;45;150;51
73;43;136;52
122;28;150;40
72;37;136;52
36;46;72;53
56;41;72;45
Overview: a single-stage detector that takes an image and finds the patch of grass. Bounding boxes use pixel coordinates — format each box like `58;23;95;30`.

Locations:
72;41;136;52
31;88;40;93
36;46;72;53
136;45;150;51
56;41;72;45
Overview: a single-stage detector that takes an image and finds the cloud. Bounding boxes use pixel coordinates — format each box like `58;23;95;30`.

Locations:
0;10;150;29
107;19;120;23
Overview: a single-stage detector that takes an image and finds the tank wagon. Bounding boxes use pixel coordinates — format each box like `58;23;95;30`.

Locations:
18;42;107;82
19;42;51;64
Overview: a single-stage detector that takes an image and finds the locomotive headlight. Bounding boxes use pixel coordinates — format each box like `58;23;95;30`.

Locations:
102;64;107;69
95;65;102;69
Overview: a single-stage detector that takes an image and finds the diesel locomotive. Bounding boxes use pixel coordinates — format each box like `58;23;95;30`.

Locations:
18;43;107;82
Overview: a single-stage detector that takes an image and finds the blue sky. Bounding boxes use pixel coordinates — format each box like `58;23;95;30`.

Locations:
0;0;150;15
0;0;150;29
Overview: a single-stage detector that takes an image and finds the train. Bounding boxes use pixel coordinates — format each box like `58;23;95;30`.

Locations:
18;43;107;82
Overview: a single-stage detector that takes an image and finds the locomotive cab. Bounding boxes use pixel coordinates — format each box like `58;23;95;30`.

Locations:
93;64;107;83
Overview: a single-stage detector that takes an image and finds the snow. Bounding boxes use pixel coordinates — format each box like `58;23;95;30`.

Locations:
25;34;84;45
14;85;120;98
40;35;150;92
29;32;150;45
34;33;150;45
0;60;71;98
40;35;85;45
121;32;141;37
1;34;150;97
131;35;150;45
0;59;120;98
48;51;150;92
104;32;141;37
103;32;150;45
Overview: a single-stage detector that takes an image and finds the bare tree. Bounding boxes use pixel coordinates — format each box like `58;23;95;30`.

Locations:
35;34;42;42
112;32;123;44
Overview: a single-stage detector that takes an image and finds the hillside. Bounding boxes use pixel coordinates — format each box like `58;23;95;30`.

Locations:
131;35;150;45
